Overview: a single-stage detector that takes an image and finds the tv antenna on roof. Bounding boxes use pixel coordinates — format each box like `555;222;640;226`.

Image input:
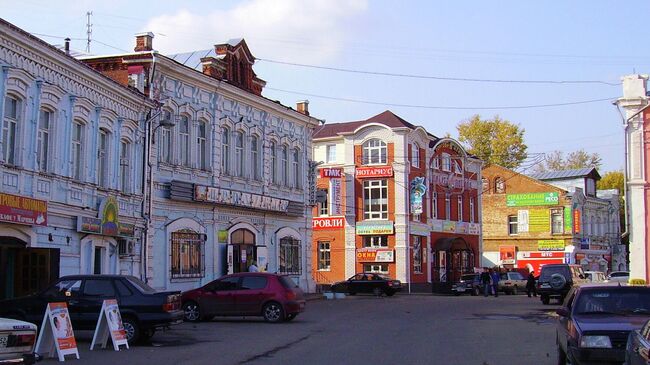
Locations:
86;11;93;53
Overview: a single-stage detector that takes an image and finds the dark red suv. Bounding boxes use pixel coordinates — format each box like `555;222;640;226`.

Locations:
181;273;305;323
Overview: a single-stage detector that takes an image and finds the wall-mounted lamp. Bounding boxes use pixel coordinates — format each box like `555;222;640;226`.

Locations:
66;236;71;244
151;113;176;145
48;233;53;242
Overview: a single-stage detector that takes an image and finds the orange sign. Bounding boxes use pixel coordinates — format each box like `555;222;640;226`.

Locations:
356;249;395;262
573;210;581;234
49;302;77;350
499;245;516;264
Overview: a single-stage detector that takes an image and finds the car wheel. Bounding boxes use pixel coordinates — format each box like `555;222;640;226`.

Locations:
285;313;297;322
541;295;550;305
372;287;383;297
183;301;202;322
557;344;567;365
263;302;285;323
122;316;141;344
512;286;518;295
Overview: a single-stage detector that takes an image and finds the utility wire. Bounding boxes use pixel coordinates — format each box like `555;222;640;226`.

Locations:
267;87;617;111
257;58;621;86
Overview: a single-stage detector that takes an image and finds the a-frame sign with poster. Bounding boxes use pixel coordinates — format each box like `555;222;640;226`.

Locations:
90;299;129;351
35;302;80;361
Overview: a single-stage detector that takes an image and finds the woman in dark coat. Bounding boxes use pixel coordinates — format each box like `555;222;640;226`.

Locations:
526;271;537;297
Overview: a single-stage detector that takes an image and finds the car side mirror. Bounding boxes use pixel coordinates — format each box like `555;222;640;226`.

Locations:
556;307;570;317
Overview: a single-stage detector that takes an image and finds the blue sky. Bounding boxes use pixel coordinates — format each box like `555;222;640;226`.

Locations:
2;0;646;173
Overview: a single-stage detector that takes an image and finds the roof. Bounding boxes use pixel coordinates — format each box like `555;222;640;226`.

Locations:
528;167;601;181
168;49;217;71
313;110;436;139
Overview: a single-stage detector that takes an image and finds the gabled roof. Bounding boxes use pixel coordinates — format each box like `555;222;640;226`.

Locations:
528;167;601;181
313;110;437;139
168;49;215;70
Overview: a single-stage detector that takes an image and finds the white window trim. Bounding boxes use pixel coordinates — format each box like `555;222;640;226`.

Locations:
411;143;420;168
363;179;389;220
457;196;463;222
362;139;388;166
317;241;331;271
326;144;336;164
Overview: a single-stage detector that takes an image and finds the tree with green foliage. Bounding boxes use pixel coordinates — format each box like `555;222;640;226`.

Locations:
534;149;602;173
456;115;528;169
597;170;623;193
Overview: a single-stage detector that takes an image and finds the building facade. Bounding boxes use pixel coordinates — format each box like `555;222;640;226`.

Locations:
617;74;650;281
482;165;621;274
311;111;482;292
81;34;320;292
0;19;155;299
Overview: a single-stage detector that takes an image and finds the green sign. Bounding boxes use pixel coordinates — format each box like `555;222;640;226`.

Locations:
564;206;572;234
538;239;565;251
218;230;228;243
356;221;394;235
506;192;559;207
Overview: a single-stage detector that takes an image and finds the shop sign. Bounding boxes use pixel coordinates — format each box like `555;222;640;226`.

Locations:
330;179;342;216
320;168;342;178
356;221;394;235
456;222;468;234
580;237;590;250
194;185;289;213
410;177;427;215
468;223;480;235
356;248;395;263
0;192;47;227
506;192;559;207
529;209;550;233
433;140;465;155
430;173;478;190
538;240;565;251
573;210;581;234
313;216;345;230
520;251;565;259
218;230;228;243
431;220;443;232
410;224;430;236
442;221;456;233
500;245;516;264
117;224;135;238
35;302;79;361
355;166;393;178
76;197;134;238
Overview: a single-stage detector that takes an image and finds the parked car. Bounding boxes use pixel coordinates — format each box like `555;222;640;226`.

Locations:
182;273;305;323
584;271;607;283
625;318;650;365
451;273;481;296
0;275;183;344
330;273;402;297
609;271;631;283
0;318;38;365
556;284;650;365
499;271;527;295
537;264;588;305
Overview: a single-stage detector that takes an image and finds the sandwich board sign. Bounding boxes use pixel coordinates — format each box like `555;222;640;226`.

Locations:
90;299;129;351
35;302;80;361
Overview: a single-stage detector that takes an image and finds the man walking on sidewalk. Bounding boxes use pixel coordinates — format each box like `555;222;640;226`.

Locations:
480;268;491;297
490;269;500;297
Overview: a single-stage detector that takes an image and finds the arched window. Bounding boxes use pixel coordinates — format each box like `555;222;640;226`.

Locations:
37;108;53;172
293;148;301;188
411;143;420;168
279;236;301;274
197;120;207;170
362;139;387;165
235;131;244;177
98;128;110;187
251;136;260;180
3;95;21;165
179;115;190;167
282;145;289;186
170;229;205;278
270;141;277;184
221;127;230;175
441;153;451;172
71;120;85;180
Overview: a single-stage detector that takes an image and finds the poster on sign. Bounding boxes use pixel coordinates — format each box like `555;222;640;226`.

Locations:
91;299;129;351
330;179;342;216
35;302;79;361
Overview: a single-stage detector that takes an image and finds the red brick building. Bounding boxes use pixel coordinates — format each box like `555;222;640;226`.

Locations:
311;111;483;292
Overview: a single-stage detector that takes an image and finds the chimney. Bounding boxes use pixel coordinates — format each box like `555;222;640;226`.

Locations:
64;38;70;55
296;100;310;116
134;32;155;52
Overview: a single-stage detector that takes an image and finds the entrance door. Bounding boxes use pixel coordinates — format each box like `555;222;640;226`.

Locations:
0;237;59;300
230;229;256;273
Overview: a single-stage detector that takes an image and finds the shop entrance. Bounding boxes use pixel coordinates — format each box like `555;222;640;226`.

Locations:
230;229;256;273
431;237;475;293
0;237;60;300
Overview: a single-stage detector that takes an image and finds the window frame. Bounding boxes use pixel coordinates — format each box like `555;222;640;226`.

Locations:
432;192;438;219
411;143;420;168
413;236;422;274
37;108;52;172
251;135;260;180
179;115;190;167
71;120;85;181
119;140;131;193
197;120;208;170
363;236;388;248
363;179;389;220
318;188;329;216
221;127;230;175
270;141;278;184
234;131;245;177
281;145;289;186
278;236;301;275
326;144;336;163
98;129;110;188
470;197;475;223
457;196;463;222
170;229;205;279
317;241;331;271
441;153;451;172
2;95;20;165
445;194;451;220
293;148;301;189
363;263;388;274
551;209;564;235
508;215;519;236
362;139;387;165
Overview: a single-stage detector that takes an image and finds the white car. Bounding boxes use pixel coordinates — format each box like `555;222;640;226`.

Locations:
583;271;607;283
608;271;630;283
0;318;38;365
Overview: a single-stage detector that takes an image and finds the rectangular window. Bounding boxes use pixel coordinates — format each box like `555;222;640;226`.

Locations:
170;230;204;278
551;209;564;234
282;146;289;186
37;109;51;172
120;141;130;193
235;131;244;177
317;241;331;271
3;96;19;164
197;122;207;170
363;179;388;220
326;144;336;163
445;194;451;220
71;122;84;180
318;188;329;216
251;136;259;180
363;236;388;248
179;116;190;167
160;126;172;164
441;154;451;172
271;142;277;184
470;197;475;223
413;236;422;274
293;149;301;188
432;192;438;219
508;215;518;235
457;196;463;222
363;264;388;274
221;128;230;175
98;130;108;187
279;237;301;275
411;144;420;168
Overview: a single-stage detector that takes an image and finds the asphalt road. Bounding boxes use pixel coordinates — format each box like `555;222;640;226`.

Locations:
41;293;559;365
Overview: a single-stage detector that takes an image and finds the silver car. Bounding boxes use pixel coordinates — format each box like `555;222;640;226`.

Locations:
0;318;37;364
498;271;527;295
584;271;607;283
608;271;630;283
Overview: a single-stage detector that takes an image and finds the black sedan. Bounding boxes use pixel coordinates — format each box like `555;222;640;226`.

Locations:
330;273;401;297
0;275;183;344
556;284;650;365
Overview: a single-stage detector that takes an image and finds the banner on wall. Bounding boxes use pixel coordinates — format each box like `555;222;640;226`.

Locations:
573;210;581;234
506;192;559;207
90;299;129;351
356;248;395;262
0;192;48;226
410;177;427;215
499;245;516;264
517;210;529;233
35;302;79;361
529;209;550;233
330;178;342;216
538;240;565;251
564;207;572;234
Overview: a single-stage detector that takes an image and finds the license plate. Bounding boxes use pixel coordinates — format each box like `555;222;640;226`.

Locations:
456;287;466;292
0;335;7;348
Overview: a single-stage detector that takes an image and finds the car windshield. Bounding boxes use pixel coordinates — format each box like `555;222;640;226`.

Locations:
126;276;157;294
539;266;568;281
575;288;650;315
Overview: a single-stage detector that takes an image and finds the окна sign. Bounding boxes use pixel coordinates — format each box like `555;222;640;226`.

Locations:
0;192;47;226
355;166;393;178
312;217;345;230
506;192;559;207
356;221;394;235
356;249;395;263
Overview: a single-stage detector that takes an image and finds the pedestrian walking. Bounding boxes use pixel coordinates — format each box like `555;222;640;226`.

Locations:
490;269;500;297
248;261;259;272
526;271;537;297
480;268;491;297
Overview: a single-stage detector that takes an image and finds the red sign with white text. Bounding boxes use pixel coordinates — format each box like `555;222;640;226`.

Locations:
355;166;393;178
0;193;47;226
521;251;565;259
312;216;345;230
573;210;581;234
320;168;343;178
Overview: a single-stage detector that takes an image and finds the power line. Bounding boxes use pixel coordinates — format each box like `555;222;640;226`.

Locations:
29;32;85;41
267;87;617;111
257;58;621;86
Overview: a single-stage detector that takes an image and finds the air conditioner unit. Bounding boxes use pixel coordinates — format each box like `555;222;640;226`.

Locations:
118;239;135;257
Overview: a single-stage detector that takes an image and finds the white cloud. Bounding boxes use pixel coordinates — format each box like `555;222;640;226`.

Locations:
142;0;368;63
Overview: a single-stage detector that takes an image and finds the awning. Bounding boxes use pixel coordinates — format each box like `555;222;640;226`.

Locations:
433;237;471;251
